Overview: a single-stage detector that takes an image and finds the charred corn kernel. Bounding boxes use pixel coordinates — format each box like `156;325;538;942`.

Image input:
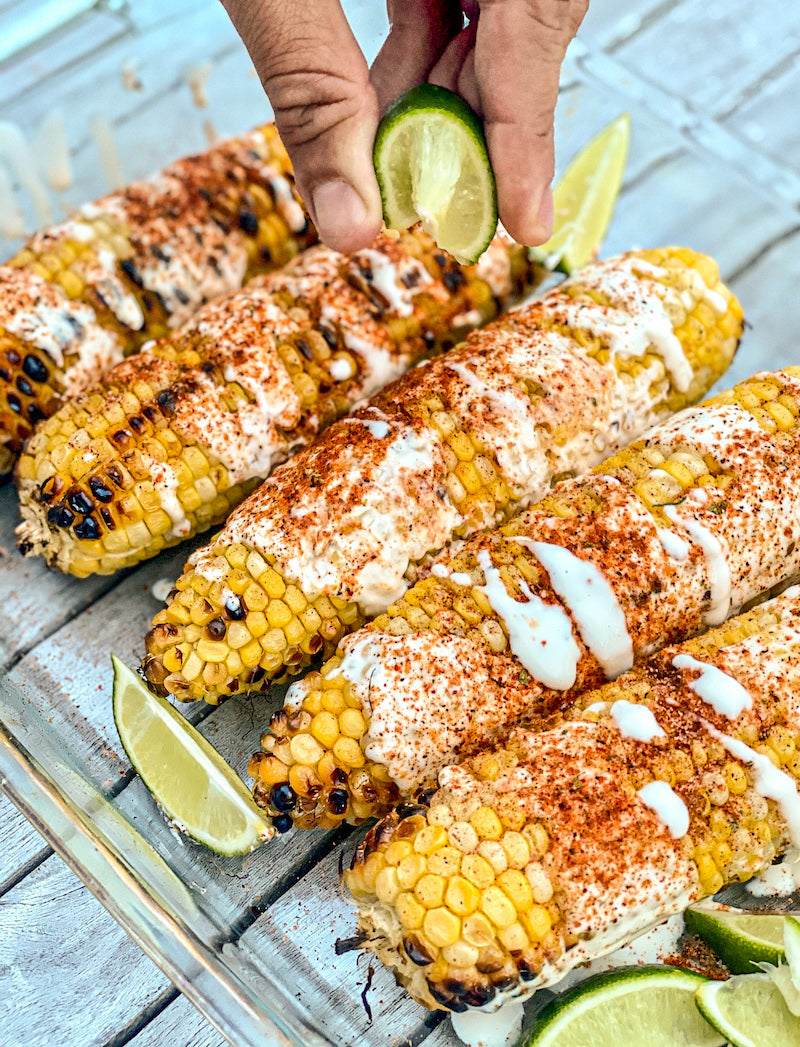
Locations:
424;908;462;948
146;247;740;709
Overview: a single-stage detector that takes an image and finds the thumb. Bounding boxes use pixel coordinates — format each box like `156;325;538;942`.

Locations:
222;0;383;253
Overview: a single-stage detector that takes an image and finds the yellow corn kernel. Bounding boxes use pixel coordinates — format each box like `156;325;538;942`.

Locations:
423;908;461;948
266;600;293;628
414;874;446;909
310;711;339;749
442;941;480;968
461;854;494;890
385;840;414;866
396;892;426;929
428;846;462;878
523;823;550;858
481;886;517;929
469;806;504;841
196;638;228;663
725;761;748;794
321;690;346;714
444;876;481;917
252;753;292;786
332;737;365;768
477;841;508;874
397;854;428;891
501;832;532;870
414;825;449;855
497;869;534;912
227;622;251;650
375;867;402;905
461;912;496;949
522;905;552;941
498;922;529;953
339;708;366;739
711;841;734;869
260;568;286;599
289;733;324;765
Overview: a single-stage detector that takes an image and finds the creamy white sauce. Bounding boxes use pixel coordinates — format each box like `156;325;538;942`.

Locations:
150;577;173;603
637;780;690;838
746;847;800;897
657;527;690;561
352;248;432;317
451;571;472;587
148;457;190;537
342;417;390;440
514;538;634;678
672;653;752;718
430;563;449;579
450;1001;523;1047
663;504;731;625
611;699;666;743
476;549;580;690
86;245;145;330
329;356;355;382
705;723;800;846
559;257;693;392
265;171;308;233
473;236;515;299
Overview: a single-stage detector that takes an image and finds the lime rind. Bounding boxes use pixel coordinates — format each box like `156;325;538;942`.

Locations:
531;112;630;275
757;915;800;1016
112;655;272;855
374;84;497;265
523;965;723;1046
685;905;787;974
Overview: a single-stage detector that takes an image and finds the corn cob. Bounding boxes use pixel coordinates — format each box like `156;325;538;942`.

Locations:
248;367;800;832
16;232;542;577
144;246;742;703
0;125;314;474
343;587;800;1012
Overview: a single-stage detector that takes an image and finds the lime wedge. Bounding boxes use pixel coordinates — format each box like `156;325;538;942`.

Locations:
685;905;787;973
112;655;272;854
374;83;497;265
531;112;630;274
523;966;724;1046
696;974;800;1047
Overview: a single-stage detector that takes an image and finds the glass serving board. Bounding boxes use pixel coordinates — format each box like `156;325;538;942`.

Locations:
2;2;800;1045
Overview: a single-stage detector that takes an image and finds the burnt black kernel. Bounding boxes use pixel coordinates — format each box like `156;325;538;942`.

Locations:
67;489;94;515
463;984;495;1007
434;253;448;268
151;244;170;263
270;783;297;813
199;187;212;202
39;476;61;503
441;339;454;351
6;349;20;365
157;388;177;413
401;270;420;288
129;415;145;433
330;767;348;787
443;268;466;292
74;516;101;540
491;975;518;992
89;476;114;502
272;813;293;834
100;507;116;530
111;428;131;447
427;983;466;1011
23;354;49;383
174;288;190;306
422;331;436;349
319;325;338;350
142;405;160;424
120;258;143;286
296;338;313;360
27;403;45;423
7;392;21;413
260;245;272;263
415;787;437;808
396;802;428;820
238;208;259;235
48;504;74;528
15;375;33;397
327;788;349;815
246;665;266;683
205;617;227;640
402;936;434;966
106;465;124;488
0;366;11;382
224;594;246;620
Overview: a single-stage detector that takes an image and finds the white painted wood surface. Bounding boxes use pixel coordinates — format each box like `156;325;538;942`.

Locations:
2;1;800;1045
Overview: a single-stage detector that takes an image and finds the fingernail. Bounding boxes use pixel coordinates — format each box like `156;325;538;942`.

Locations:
311;181;368;247
525;185;554;245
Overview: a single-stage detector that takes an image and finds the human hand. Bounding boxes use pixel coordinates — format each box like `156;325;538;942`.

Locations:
221;0;588;253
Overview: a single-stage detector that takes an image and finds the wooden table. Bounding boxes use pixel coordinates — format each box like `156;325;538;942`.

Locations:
2;0;800;1044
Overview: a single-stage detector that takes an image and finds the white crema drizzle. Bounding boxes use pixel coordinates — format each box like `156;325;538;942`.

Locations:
512;538;634;679
475;549;580;689
663;503;731;625
560;258;693;392
705;723;800;846
672;653;752;718
353;249;432;317
610;700;666;743
637;780;690;839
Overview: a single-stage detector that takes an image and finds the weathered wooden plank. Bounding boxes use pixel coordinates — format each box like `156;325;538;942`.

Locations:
577;0;674;50
0;787;50;894
238;842;438;1047
613;0;800;119
722;55;800;173
0;483;115;671
0;855;171;1047
0;0;102;66
126;993;227;1047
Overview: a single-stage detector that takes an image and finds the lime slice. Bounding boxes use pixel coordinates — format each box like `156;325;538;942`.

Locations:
696;973;800;1047
112;655;272;854
523;966;724;1046
685;905;787;973
374;83;497;265
531;112;631;274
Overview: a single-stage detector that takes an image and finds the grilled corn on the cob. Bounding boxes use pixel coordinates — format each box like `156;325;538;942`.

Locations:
249;367;800;831
0;125;314;473
17;231;538;576
344;586;800;1012
144;246;742;702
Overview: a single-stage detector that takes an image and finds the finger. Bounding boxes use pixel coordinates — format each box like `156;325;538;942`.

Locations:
370;0;463;113
473;0;588;245
221;0;382;253
428;21;479;111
